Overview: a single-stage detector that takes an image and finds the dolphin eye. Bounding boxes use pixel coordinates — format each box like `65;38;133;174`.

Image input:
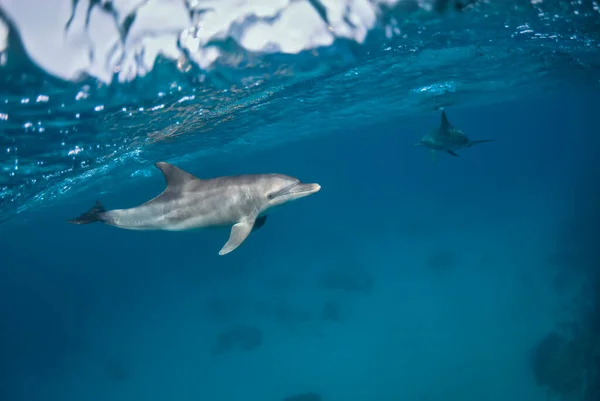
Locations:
267;193;275;199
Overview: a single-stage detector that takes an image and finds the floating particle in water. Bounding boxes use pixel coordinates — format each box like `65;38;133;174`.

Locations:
68;146;83;156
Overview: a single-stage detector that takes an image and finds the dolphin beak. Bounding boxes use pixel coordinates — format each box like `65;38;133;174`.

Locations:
291;183;321;195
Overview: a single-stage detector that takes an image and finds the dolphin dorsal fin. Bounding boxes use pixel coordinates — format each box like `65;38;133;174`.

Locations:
440;110;453;135
155;162;198;189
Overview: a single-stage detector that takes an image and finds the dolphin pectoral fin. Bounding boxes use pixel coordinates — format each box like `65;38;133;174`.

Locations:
252;215;268;232
430;149;438;163
219;219;255;256
447;150;459;157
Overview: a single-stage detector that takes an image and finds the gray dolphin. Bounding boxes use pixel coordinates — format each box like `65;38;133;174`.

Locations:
416;110;494;162
67;162;321;255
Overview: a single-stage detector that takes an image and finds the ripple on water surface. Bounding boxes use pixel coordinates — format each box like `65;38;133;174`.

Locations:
0;0;599;224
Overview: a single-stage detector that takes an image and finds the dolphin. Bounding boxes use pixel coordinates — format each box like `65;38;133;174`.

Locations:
415;110;494;162
67;162;321;255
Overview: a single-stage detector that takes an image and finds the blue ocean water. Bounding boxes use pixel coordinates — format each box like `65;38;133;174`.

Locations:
1;1;600;401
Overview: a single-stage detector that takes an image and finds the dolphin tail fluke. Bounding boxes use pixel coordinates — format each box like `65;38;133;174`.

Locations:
468;139;495;147
67;200;106;224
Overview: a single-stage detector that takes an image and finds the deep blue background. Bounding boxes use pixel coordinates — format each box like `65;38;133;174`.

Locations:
1;90;599;401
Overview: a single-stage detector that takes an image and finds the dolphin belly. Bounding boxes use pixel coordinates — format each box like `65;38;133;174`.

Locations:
102;205;209;231
103;198;249;231
101;208;176;230
427;142;449;151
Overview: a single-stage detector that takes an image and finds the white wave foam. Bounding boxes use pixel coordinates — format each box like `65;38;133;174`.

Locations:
0;0;440;84
0;17;8;53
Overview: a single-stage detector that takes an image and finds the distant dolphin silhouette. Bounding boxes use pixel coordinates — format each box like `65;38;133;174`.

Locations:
416;110;494;162
68;162;321;255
